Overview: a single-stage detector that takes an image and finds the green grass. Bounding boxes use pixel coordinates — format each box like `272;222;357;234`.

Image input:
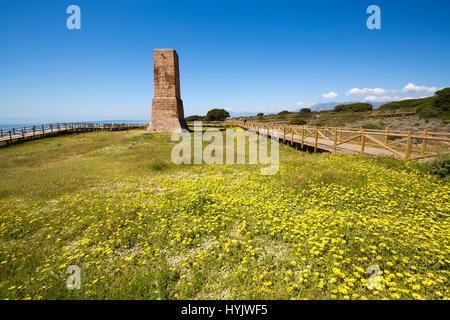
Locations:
0;129;449;300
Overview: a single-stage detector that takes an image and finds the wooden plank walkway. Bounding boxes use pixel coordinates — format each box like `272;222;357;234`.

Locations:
188;120;450;161
367;109;416;117
243;122;450;161
0;122;147;145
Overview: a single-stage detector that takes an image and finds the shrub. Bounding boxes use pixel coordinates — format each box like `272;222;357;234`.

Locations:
257;113;264;117
299;108;311;114
278;110;290;115
288;118;307;125
416;105;442;119
378;96;435;111
363;121;386;130
185;115;204;122
148;160;170;171
428;155;450;179
334;103;373;112
434;88;450;112
204;109;230;121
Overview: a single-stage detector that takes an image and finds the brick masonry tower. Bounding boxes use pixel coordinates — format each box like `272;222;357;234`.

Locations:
148;49;189;132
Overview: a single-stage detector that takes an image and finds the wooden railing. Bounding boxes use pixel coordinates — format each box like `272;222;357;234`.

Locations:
367;109;416;117
189;120;449;161
0;122;147;145
244;121;449;161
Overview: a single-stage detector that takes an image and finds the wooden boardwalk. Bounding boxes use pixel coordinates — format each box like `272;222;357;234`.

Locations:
367;109;416;117
0;122;147;145
243;122;450;161
3;120;449;161
189;120;450;161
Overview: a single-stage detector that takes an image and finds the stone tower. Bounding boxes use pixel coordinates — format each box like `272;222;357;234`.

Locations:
148;49;188;132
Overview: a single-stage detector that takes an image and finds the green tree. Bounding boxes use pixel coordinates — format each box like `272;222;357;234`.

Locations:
204;108;230;121
185;115;204;122
299;108;311;114
434;88;450;112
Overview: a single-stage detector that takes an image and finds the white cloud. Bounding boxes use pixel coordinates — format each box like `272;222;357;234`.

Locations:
322;91;338;99
402;82;438;94
296;102;314;108
346;87;388;96
399;95;430;100
363;95;400;102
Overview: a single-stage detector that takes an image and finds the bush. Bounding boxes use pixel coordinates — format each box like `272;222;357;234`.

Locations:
434;88;450;112
288;118;307;125
204;108;230;121
416;105;442;119
375;89;450;119
427;156;450;179
185;115;204;122
299;108;311;114
257;113;264;117
334;103;373;112
378;96;435;111
363;121;386;130
278;110;290;115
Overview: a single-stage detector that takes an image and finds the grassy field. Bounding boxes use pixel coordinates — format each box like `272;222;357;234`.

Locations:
0;129;449;300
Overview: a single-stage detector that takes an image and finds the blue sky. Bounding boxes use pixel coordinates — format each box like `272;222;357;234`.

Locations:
0;0;449;122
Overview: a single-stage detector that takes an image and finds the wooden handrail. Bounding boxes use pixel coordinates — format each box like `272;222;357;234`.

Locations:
218;120;450;161
0;122;147;145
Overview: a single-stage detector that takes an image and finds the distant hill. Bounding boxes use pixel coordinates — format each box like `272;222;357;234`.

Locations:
295;101;387;112
378;88;450;119
226;88;450;122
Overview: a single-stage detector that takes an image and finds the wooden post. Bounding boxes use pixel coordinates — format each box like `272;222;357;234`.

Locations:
421;129;428;156
384;127;389;149
9;130;12;141
32;126;36;137
301;126;305;148
359;127;362;144
360;129;365;155
0;129;3;138
314;127;318;153
405;131;412;160
22;128;25;138
42;124;45;133
333;128;337;152
12;128;15;136
290;128;294;145
50;124;53;133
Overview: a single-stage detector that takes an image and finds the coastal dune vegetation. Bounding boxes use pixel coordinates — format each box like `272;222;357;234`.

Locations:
0;128;448;299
